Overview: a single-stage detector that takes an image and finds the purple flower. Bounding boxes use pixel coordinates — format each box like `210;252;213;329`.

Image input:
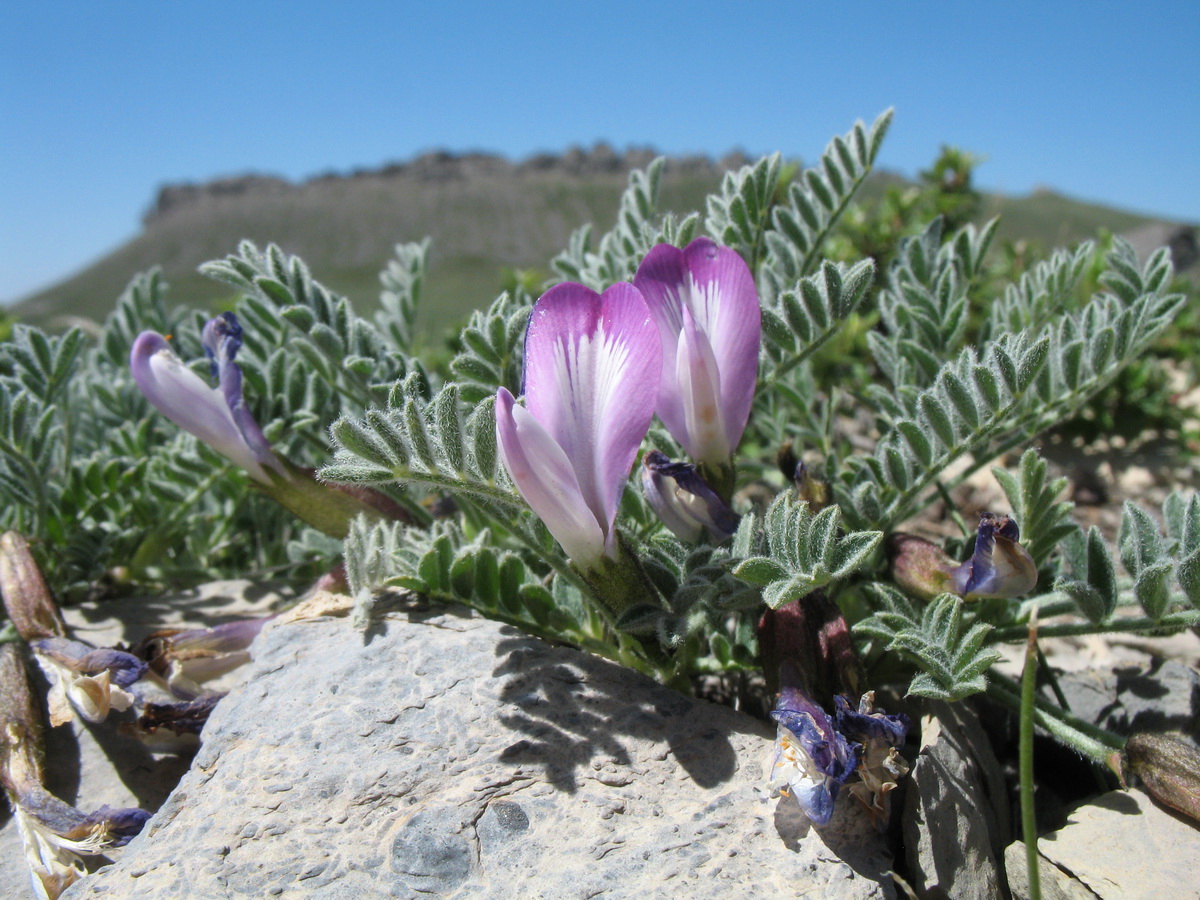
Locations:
641;450;739;543
949;512;1037;600
634;238;761;468
768;684;860;827
131;313;281;483
833;692;910;749
496;282;662;569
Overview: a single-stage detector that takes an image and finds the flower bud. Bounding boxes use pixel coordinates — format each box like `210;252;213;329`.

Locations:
887;533;956;600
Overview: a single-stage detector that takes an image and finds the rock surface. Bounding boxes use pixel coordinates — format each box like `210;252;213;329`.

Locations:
1005;789;1200;899
60;594;895;899
0;580;292;900
902;700;1011;900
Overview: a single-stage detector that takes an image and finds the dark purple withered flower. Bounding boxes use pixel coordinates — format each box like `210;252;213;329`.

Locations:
767;684;860;827
833;692;910;748
641;450;739;543
834;692;911;823
136;694;225;737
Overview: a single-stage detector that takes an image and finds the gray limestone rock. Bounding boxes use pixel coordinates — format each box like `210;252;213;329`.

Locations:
1;579;291;900
902;700;1011;900
61;595;895;899
1005;788;1200;899
1052;659;1200;744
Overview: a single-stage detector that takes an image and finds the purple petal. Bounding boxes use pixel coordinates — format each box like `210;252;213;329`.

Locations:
949;512;1037;599
641;450;738;542
634;238;760;461
496;387;607;566
521;283;661;548
201;314;277;471
34;638;148;687
833;693;910;748
771;685;860;784
130;332;274;482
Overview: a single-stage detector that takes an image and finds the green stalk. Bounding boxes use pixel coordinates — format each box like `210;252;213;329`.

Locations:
987;673;1125;763
993;608;1200;643
1020;613;1042;900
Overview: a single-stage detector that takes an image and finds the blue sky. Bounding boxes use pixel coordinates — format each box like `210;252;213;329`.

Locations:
2;1;1197;303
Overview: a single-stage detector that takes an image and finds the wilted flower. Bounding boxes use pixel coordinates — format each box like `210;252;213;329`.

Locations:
131;314;281;484
767;684;860;827
132;313;410;539
134;616;269;699
496;282;661;571
2;644;150;900
634;238;761;473
135;694;225;738
948;512;1038;600
834;692;911;824
31;638;147;726
889;513;1038;601
641;450;738;543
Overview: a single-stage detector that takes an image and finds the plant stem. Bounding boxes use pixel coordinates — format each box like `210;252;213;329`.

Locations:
987;672;1125;762
993;608;1200;643
1020;612;1043;900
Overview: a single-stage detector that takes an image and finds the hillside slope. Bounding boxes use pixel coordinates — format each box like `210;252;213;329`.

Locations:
12;146;1180;337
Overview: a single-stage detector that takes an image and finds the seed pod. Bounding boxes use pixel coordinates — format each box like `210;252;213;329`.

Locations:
0;642;45;793
1124;732;1200;823
0;532;66;641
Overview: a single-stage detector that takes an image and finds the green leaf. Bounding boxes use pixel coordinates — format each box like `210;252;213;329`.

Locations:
732;556;788;585
1176;547;1200;608
1086;526;1118;621
615;603;666;636
831;531;883;578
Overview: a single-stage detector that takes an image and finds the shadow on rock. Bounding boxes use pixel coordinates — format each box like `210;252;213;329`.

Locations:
490;630;756;793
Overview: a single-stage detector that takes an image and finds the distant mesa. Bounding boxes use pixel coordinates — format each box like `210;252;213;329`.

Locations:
143;144;750;227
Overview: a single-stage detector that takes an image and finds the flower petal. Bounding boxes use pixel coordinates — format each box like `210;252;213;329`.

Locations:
641;450;738;542
130;332;272;482
200;314;276;472
683;238;760;452
496;387;606;566
633;244;691;442
635;238;760;458
949;512;1037;599
675;306;729;464
522;283;660;545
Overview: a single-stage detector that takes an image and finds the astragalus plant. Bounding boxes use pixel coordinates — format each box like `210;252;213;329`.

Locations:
1;111;1196;831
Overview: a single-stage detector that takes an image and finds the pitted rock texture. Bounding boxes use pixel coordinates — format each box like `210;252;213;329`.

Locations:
1;579;291;900
63;598;894;898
